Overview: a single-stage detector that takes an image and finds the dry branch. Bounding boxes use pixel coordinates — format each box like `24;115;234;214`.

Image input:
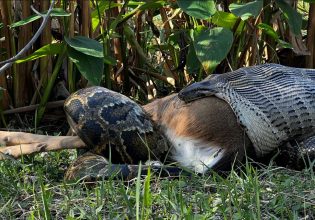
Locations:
0;0;55;74
0;131;86;159
3;100;64;115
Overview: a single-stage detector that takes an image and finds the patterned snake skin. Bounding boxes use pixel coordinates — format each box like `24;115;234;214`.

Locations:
64;64;315;179
179;64;315;159
64;87;169;165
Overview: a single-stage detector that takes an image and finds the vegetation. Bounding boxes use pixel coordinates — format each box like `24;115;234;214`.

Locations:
0;0;314;219
0;151;314;219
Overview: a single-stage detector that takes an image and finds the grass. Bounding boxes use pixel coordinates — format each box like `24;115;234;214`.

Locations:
0;150;314;219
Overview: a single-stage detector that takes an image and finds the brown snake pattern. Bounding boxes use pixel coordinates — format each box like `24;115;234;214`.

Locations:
64;64;315;179
64;86;169;165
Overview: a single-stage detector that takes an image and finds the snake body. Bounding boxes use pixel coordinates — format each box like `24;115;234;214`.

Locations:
179;64;315;158
64;64;315;179
64;86;169;165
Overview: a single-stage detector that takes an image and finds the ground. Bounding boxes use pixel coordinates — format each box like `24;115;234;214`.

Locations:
0;149;314;219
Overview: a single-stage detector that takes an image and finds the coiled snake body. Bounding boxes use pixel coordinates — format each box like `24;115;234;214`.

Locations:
64;64;315;180
64;86;169;164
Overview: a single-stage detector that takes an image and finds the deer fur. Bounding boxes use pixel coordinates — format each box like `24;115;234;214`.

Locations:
144;94;252;171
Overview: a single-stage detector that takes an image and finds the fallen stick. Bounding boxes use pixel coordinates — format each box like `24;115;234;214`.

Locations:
3;100;65;115
0;131;86;159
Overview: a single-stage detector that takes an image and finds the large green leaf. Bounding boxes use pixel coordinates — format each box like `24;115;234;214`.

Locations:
177;0;216;19
10;8;71;28
15;43;64;63
186;44;202;78
193;27;233;73
211;11;245;34
138;0;166;10
257;23;293;49
275;0;302;35
257;23;279;40
67;47;103;86
303;0;315;2
65;36;103;58
229;1;263;21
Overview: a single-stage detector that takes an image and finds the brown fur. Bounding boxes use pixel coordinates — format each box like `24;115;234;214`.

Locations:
143;94;253;169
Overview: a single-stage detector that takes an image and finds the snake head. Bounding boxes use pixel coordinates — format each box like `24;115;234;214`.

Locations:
178;77;219;103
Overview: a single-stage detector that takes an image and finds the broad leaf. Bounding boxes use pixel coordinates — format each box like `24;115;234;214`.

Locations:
277;39;293;49
229;1;263;20
303;0;315;2
212;11;245;34
67;47;103;86
138;0;166;10
177;0;216;19
65;36;103;58
186;44;202;78
126;0;166;9
257;23;293;49
103;54;117;65
257;23;279;40
16;43;64;63
193;27;233;73
10;8;71;28
275;0;302;35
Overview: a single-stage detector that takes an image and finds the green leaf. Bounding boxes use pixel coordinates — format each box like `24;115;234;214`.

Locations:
138;0;166;10
67;47;103;86
65;36;103;58
275;0;302;35
186;44;201;76
277;39;293;49
193;27;233;73
9;8;71;28
177;0;216;19
91;1;121;31
143;167;151;208
257;23;279;40
303;0;315;2
103;54;117;65
15;43;64;63
211;11;245;34
257;23;293;49
229;1;263;21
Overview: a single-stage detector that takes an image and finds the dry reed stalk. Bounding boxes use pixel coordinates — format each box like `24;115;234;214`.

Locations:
306;4;315;68
67;0;75;93
79;0;90;37
77;0;90;87
0;0;13;109
14;0;33;107
39;0;52;88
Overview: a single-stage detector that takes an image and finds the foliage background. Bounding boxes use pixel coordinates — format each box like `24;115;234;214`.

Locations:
0;0;314;129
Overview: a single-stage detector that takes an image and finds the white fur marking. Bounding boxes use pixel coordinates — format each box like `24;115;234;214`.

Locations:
165;129;225;173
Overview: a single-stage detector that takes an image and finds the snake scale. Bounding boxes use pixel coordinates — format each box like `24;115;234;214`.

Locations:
179;64;315;158
64;64;315;180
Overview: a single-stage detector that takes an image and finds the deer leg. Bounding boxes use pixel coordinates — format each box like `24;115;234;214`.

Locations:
0;131;86;159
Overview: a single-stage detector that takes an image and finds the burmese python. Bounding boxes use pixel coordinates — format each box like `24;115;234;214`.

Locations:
64;86;174;180
179;64;315;167
64;64;315;180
